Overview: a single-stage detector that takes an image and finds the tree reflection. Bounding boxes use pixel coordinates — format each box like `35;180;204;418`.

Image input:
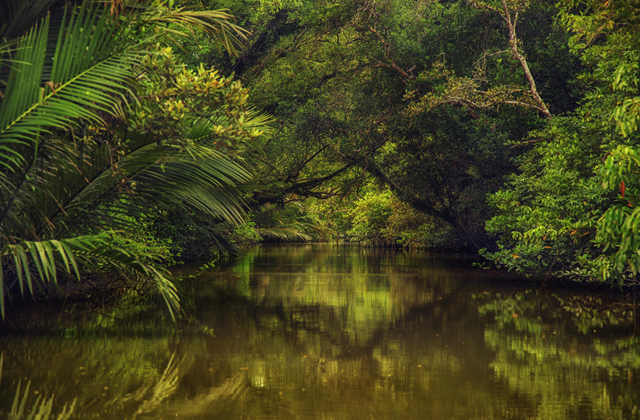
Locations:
2;244;640;419
476;290;640;420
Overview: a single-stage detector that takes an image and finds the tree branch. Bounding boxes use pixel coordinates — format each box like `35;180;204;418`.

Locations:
467;0;552;119
499;0;551;119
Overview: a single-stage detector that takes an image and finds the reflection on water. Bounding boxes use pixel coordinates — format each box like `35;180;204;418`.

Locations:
1;243;639;419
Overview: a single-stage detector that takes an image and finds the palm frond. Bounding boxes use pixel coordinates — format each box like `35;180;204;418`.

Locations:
40;141;253;237
132;147;253;223
9;379;76;420
0;5;140;236
251;201;334;242
147;8;248;56
0;233;181;319
0;16;48;172
257;227;313;242
204;223;241;254
0;8;136;143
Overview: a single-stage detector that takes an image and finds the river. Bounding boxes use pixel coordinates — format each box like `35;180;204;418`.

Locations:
1;243;639;419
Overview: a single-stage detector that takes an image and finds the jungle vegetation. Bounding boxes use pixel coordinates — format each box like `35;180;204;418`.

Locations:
1;0;640;318
178;0;640;286
0;0;266;318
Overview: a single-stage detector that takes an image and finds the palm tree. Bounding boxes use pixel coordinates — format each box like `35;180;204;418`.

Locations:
0;0;265;319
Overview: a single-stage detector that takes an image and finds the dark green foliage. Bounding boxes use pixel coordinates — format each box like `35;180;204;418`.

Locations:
0;0;268;318
170;0;640;287
170;0;589;256
482;0;640;284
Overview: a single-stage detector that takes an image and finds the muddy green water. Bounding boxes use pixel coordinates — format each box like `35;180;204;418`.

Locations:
1;243;640;419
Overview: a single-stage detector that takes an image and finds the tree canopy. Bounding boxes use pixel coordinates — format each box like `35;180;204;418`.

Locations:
179;0;639;285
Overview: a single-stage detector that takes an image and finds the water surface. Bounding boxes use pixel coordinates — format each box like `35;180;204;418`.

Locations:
1;243;639;419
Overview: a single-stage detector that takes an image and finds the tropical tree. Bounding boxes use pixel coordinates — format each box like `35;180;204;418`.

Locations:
0;0;267;318
481;0;640;284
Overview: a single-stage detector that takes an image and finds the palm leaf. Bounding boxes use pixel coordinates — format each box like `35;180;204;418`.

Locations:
0;5;139;235
146;8;248;56
0;233;181;319
40;115;257;235
131;148;253;223
251;201;334;242
69;234;181;320
39;143;252;237
8;378;76;420
257;227;313;242
0;16;48;171
0;7;137;149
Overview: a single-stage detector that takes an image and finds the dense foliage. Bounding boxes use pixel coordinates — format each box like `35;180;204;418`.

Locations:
481;0;640;285
176;0;567;249
0;0;266;318
177;0;640;286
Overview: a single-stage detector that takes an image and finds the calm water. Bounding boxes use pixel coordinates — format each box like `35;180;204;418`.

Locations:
1;243;640;419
